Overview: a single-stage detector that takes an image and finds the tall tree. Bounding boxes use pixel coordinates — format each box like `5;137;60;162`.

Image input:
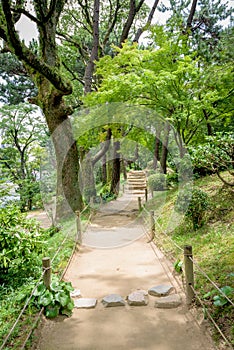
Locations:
0;0;83;220
0;103;46;210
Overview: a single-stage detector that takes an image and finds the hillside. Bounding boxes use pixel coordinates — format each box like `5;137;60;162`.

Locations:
145;171;234;348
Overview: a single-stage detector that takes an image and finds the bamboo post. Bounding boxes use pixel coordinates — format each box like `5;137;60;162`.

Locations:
150;210;155;240
122;184;125;193
145;188;148;202
138;197;142;211
42;257;51;290
75;210;82;243
184;245;195;305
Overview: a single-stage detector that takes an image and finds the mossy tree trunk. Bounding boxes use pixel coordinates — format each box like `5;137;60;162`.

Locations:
0;0;83;220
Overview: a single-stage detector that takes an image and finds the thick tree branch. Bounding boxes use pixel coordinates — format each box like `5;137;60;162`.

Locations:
1;0;72;95
216;171;234;187
84;0;100;94
11;8;41;24
62;61;85;85
134;0;160;42
119;0;145;46
186;0;198;31
77;0;93;28
92;128;112;166
102;0;121;47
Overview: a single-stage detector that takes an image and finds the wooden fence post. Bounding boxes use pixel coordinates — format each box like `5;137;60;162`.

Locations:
75;210;82;243
42;257;51;290
138;197;142;211
184;245;195;305
145;188;148;202
100;193;103;205
150;210;155;240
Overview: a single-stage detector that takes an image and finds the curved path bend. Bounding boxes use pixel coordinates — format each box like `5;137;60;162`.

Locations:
35;193;214;350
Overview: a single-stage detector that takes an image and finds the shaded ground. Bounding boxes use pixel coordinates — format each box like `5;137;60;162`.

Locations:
34;193;215;350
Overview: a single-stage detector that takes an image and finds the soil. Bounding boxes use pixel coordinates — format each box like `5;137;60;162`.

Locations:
33;193;215;350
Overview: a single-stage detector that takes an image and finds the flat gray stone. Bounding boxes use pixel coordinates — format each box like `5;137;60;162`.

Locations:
148;285;174;297
127;290;148;306
70;289;82;298
154;294;181;309
74;298;97;309
102;294;125;307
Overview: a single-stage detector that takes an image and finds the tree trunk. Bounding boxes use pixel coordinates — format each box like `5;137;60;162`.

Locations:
84;0;100;93
122;158;127;181
102;153;107;185
0;1;84;221
153;129;161;170
203;109;213;136
46;102;83;219
160;123;170;174
110;140;121;195
81;152;96;203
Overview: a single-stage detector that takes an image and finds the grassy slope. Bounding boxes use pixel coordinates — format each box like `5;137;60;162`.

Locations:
145;172;234;347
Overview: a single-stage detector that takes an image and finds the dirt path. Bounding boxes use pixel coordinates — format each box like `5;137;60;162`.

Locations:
35;193;215;350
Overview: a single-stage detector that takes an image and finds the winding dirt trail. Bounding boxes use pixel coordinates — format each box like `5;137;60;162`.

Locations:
34;193;215;350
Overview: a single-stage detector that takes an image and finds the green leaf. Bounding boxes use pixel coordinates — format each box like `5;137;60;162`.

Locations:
213;296;227;307
54;292;70;307
50;281;63;292
45;305;60;318
66;300;74;311
34;283;46;297
38;290;54;306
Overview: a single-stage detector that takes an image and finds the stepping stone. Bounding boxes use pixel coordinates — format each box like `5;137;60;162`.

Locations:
102;294;125;307
154;294;181;309
127;290;148;306
74;298;97;309
70;289;82;298
148;285;174;297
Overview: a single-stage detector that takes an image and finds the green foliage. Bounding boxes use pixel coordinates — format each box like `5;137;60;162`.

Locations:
148;173;166;191
166;172;178;187
204;286;234;307
0;103;47;211
0;205;45;273
174;259;183;273
175;187;210;230
213;286;234;307
0;52;37;105
100;183;117;202
33;276;74;318
190;133;234;184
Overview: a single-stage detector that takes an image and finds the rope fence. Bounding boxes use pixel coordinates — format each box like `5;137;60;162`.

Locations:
141;204;234;349
0;204;93;350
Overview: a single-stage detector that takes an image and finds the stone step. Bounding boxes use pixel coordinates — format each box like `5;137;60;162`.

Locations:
127;175;146;179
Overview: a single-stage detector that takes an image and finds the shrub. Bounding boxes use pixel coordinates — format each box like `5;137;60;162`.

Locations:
175;187;209;230
166;172;178;187
148;173;166;191
189;132;234;183
33;276;74;318
0;205;45;274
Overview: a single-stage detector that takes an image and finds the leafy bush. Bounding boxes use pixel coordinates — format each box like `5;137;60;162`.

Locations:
166;172;178;187
0;205;45;273
33;276;74;318
190;133;234;184
175;187;210;230
148;173;166;191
